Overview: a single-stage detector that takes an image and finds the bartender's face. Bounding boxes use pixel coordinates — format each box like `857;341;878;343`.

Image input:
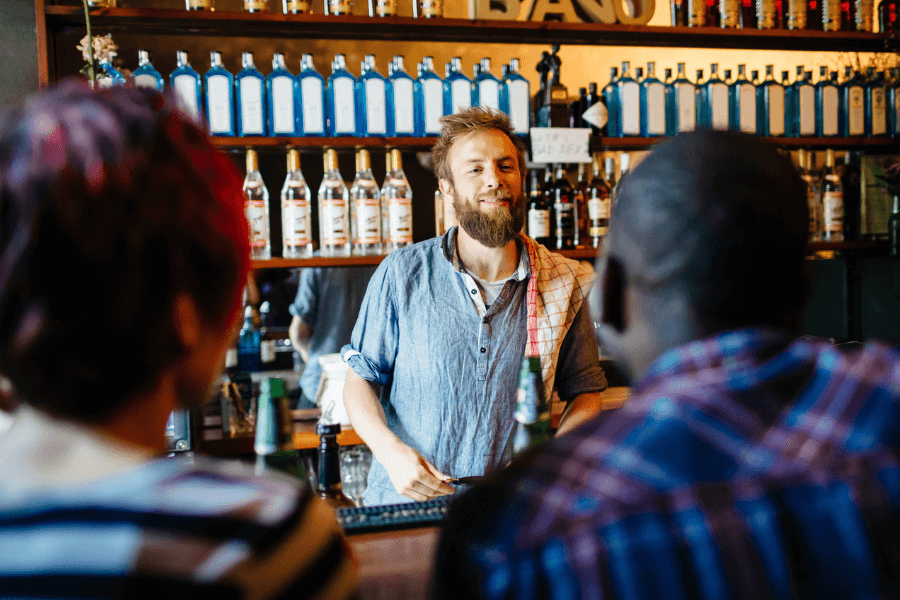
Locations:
440;129;526;248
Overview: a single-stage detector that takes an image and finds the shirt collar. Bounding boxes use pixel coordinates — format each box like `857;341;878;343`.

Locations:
440;226;530;282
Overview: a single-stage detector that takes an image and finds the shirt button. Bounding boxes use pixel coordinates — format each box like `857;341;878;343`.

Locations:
471;289;477;295
482;317;489;324
480;347;486;353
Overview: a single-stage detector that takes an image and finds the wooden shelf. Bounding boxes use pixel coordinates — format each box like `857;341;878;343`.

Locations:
44;6;890;51
593;136;900;151
198;428;364;455
211;136;436;153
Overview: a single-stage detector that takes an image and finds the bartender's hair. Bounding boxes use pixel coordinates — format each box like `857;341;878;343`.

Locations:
0;81;250;422
432;107;526;183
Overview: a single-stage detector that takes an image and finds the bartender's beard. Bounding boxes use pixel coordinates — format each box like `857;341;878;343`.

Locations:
450;186;526;249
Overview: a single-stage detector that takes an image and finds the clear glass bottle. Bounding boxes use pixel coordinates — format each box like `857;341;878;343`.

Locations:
388;55;417;137
701;63;729;131
243;149;271;260
383;150;414;251
376;0;397;16
326;0;353;15
243;0;269;12
757;0;778;25
671;63;696;134
602;67;620;138
788;0;809;26
500;58;531;136
640;61;666;137
587;155;612;248
169;50;202;124
356;55;388;138
757;65;786;137
326;54;357;137
444;57;473;116
283;0;310;13
132;50;164;91
281;149;314;258
298;54;326;137
721;0;742;24
267;52;297;137
416;56;445;137
185;0;213;10
730;64;757;134
865;68;888;137
318;149;351;256
822;148;844;242
204;51;235;137
350;149;383;255
475;57;502;111
616;61;641;137
236;52;266;137
841;67;865;137
822;0;842;27
816;67;840;137
689;0;708;24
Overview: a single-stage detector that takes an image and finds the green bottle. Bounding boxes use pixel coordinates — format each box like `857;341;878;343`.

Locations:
502;356;552;464
254;378;306;482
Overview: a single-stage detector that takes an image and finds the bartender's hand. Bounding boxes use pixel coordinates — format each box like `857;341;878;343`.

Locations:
380;440;455;502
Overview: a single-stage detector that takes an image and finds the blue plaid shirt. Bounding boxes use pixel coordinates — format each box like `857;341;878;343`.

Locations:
432;328;900;599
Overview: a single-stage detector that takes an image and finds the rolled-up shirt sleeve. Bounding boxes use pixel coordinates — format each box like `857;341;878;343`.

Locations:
555;302;607;403
340;258;399;387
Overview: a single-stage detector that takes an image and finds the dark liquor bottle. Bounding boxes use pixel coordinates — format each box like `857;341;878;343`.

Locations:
552;165;576;250
808;0;822;26
822;148;844;242
529;169;553;246
255;378;306;480
671;0;688;24
238;305;261;372
259;301;277;370
841;151;861;241
316;422;356;509
569;87;588;128
879;0;898;31
741;0;759;25
582;82;607;137
587;156;612;248
575;163;589;246
501;356;551;464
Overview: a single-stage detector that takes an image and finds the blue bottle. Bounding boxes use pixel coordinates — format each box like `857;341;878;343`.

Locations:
865;68;888;137
616;61;640;137
416;56;444;137
327;54;357;137
235;52;266;137
669;62;695;135
169;50;203;124
203;51;235;137
889;68;900;138
444;57;473;116
297;54;326;137
729;64;757;134
756;65;785;137
475;57;502;111
238;306;261;373
500;58;531;137
356;55;388;137
388;55;416;137
639;62;666;137
695;69;706;125
791;68;816;138
602;67;620;138
96;55;126;89
132;50;163;91
815;66;840;137
267;52;297;137
700;63;729;131
841;67;866;137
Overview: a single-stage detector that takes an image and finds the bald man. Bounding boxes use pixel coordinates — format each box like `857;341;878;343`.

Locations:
432;131;900;599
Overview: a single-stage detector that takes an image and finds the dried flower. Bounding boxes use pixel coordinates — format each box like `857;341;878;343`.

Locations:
76;33;118;64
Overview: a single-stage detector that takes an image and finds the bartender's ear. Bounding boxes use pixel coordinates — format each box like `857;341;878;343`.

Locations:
438;178;452;196
171;292;202;353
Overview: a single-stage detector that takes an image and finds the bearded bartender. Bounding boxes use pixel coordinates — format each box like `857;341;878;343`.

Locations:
341;108;608;506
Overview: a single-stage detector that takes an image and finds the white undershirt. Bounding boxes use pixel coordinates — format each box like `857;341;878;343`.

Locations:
469;272;513;308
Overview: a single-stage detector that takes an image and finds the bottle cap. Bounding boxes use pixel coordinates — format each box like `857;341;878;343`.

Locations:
316;421;342;436
358;148;371;171
246;149;258;173
391;149;402;169
287;149;300;171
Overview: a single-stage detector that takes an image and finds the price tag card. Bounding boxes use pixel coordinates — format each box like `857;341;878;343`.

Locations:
529;128;592;164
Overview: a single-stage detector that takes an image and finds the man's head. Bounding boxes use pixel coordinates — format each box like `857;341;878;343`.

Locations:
433;108;526;248
0;82;250;423
597;131;808;382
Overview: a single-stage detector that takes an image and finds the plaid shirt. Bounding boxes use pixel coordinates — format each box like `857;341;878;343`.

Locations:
432;328;900;599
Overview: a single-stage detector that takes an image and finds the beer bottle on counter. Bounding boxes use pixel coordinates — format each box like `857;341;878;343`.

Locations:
552;164;576;250
528;168;553;246
502;356;551;464
255;378;306;480
316;422;356;508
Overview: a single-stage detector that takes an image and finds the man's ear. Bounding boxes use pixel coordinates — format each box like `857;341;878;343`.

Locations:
438;178;452;196
172;292;202;353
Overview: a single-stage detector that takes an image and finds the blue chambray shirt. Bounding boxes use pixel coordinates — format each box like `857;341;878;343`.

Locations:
342;227;605;506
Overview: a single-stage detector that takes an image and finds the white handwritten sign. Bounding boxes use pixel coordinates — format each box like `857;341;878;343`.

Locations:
529;127;592;164
469;0;654;24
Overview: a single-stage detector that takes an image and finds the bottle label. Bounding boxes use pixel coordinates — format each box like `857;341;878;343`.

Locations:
788;0;807;26
321;200;349;245
582;100;609;129
478;80;501;110
856;0;873;28
689;0;707;24
872;88;887;135
134;73;161;91
620;81;640;135
333;77;356;134
823;0;841;28
365;79;387;135
271;76;296;134
799;85;815;136
393;78;415;134
283;198;312;246
508;80;530;134
245;199;269;248
823;190;844;232
301;77;325;134
710;83;729;130
646;83;666;135
528;209;551;238
388;197;413;243
768;86;785;136
740;84;756;133
356;197;382;244
206;74;233;134
822;86;839;136
676;83;696;132
720;0;741;24
758;0;777;26
424;79;444;134
451;79;472;114
849;87;864;136
173;74;200;122
588;195;611;220
261;340;276;363
240;77;265;135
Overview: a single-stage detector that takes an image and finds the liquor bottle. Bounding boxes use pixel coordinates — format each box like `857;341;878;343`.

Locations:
552;165;576;250
284;0;310;12
723;69;733;86
635;67;645;83
350;150;383;255
570;87;588;128
474;58;502;112
296;54;326;137
444;57;473;116
582;82;607;137
816;67;840;137
236;52;266;137
742;0;759;26
708;0;722;24
132;50;163;91
822;0;842;27
316;422;356;509
170;51;202;124
587;156;612;247
640;62;667;137
500;58;531;136
842;0;855;28
721;0;742;25
865;68;888;137
255;378;306;479
879;0;898;31
889;67;900;137
259;301;276;369
841;68;865;137
281;149;313;258
318;149;351;256
528;169;553;246
243;0;269;11
417;56;445;137
751;70;760;85
243;150;271;259
238;305;262;372
388;55;417;137
96;55;126;89
672;0;688;24
841;151;861;241
356;55;388;138
186;0;213;9
793;70;816;137
613;153;629;207
757;0;778;25
267;52;298;137
670;63;696;135
575;164;589;244
808;0;822;26
822;149;844;241
664;68;674;85
327;55;357;137
888;194;899;256
204;51;235;137
376;0;397;16
788;0;809;25
383;150;414;251
701;63;729;131
689;0;708;23
798;148;821;240
730;64;757;134
616;61;641;138
501;356;551;464
856;0;874;26
602;67;620;138
757;65;786;136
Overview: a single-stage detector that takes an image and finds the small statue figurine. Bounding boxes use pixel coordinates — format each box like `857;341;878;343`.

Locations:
549;44;562;87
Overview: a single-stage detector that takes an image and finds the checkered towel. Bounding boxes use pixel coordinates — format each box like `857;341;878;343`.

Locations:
521;234;597;401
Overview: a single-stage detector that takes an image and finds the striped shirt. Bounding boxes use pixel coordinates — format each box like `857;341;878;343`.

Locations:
0;407;358;599
432;328;900;599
